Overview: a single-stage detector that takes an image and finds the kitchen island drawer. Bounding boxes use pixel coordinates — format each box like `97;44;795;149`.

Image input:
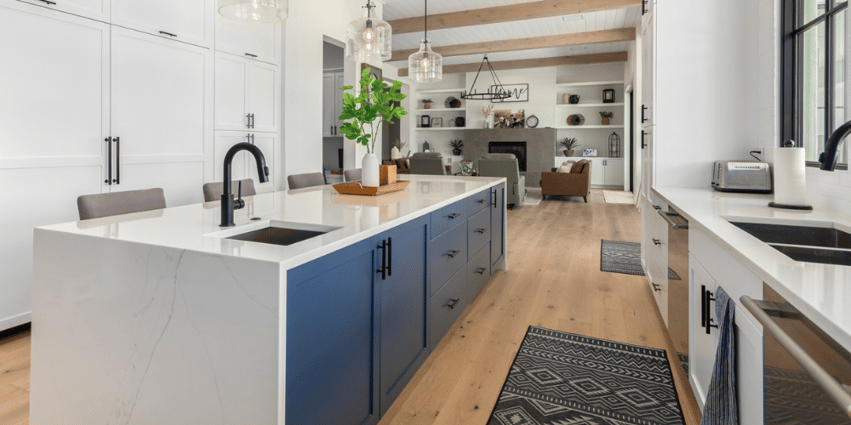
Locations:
467;207;491;260
429;221;467;295
431;200;468;240
429;267;467;348
466;189;491;216
467;244;491;300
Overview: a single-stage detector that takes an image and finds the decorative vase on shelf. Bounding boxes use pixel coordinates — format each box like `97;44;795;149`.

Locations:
390;146;402;160
362;153;380;187
564;150;575;157
601;117;610;125
452;149;462;156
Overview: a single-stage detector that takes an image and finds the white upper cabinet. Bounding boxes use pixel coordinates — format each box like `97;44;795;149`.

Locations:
215;11;280;64
215;52;279;133
111;0;213;48
17;0;110;22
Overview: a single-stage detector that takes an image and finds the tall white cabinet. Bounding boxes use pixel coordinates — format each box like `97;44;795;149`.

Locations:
323;71;346;137
0;0;282;331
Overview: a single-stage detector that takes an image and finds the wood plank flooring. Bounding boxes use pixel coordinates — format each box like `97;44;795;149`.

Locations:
0;189;700;425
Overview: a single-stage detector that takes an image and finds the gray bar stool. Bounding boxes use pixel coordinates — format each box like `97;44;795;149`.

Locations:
77;188;167;220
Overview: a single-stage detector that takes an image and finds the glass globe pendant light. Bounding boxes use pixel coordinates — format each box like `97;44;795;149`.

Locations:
346;0;393;63
219;0;288;23
408;0;442;83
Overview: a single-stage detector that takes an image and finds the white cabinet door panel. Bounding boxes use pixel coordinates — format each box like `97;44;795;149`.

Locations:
605;159;625;186
117;161;205;207
215;53;249;131
335;72;346;130
111;28;211;158
0;3;108;163
215;12;280;64
214;132;250;182
16;0;109;22
248;133;276;190
111;0;213;48
323;73;336;137
589;158;605;186
248;61;279;133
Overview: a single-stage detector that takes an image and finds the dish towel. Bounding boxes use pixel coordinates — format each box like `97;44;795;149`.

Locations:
700;286;738;425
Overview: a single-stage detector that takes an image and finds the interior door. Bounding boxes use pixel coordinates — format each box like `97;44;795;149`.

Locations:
247;61;279;133
323;73;336;137
215;12;280;64
18;0;109;22
215;53;250;131
110;27;212;206
111;0;213;48
0;2;110;330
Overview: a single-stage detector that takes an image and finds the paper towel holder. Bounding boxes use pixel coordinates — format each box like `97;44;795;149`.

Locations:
769;140;813;210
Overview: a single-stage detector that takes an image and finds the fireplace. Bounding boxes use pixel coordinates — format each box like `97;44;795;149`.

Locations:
489;142;527;172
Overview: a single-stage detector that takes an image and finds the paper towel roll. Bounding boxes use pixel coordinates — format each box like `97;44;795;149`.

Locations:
773;147;807;206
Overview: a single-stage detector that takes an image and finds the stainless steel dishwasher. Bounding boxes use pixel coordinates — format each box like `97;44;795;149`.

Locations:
659;206;689;374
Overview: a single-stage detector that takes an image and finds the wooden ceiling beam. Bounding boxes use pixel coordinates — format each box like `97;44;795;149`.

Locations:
391;28;635;61
397;52;628;77
388;0;641;35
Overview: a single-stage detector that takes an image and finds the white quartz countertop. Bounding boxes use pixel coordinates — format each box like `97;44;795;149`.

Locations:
38;175;506;269
652;186;851;350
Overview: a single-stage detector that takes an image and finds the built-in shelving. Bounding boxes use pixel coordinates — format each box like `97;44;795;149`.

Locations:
555;80;624;87
416;127;466;131
415;88;466;94
555;125;625;130
556;102;624;108
416;108;466;112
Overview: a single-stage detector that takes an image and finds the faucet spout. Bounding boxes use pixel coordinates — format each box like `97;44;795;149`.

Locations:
820;119;851;171
221;142;269;227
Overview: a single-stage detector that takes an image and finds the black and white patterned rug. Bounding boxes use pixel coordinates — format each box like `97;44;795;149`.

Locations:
488;327;685;425
600;240;681;280
765;367;851;424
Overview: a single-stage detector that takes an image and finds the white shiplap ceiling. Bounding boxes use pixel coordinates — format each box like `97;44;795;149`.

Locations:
380;0;641;66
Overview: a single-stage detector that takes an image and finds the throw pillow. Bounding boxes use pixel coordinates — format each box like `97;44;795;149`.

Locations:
558;160;575;173
570;160;586;174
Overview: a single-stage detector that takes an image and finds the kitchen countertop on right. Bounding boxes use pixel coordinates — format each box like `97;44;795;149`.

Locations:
652;187;851;351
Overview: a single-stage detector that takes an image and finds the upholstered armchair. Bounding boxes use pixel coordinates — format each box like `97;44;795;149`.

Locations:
478;153;526;208
409;152;447;175
540;160;592;203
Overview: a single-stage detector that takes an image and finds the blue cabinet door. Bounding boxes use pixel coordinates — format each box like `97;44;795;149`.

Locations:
286;239;379;425
491;183;506;268
375;215;430;415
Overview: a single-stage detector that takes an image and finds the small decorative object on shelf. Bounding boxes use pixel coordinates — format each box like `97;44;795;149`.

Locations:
431;117;443;128
567;114;585;126
449;138;463;156
603;88;615;103
560;137;580;157
422;98;432;109
526;115;539;128
482;104;494;129
600;111;614;125
455;117;465;127
445;97;461;108
460;161;473;176
420;115;431;128
562;93;571;104
583;149;598;157
608;132;621;158
569;94;580;104
423;141;430;152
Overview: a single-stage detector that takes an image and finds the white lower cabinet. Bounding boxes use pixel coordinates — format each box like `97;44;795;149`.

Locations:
689;253;718;406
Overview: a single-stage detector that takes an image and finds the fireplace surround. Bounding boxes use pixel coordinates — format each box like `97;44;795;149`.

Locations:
463;128;557;187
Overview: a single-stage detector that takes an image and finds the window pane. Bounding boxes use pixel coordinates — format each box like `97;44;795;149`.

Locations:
801;22;825;162
799;0;826;27
833;9;849;163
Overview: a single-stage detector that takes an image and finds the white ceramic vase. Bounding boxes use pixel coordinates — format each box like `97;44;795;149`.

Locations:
390;147;402;160
362;153;380;187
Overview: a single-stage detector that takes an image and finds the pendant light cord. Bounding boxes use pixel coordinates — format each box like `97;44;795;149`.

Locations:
424;0;428;40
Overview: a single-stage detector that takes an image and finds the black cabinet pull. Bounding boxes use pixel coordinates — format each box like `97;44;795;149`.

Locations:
247;114;252;129
38;0;57;5
474;228;486;234
245;53;258;58
642;105;648;123
447;213;460;220
652;282;661;292
446;250;460;259
492;189;497;208
477;199;485;204
652;205;661;210
250;113;255;129
446;299;459;310
642;0;647;15
387;237;392;277
113;137;120;184
701;285;707;328
641;130;647;149
704;287;717;334
159;31;177;37
376;240;387;280
250;134;255;144
652;238;662;246
475;268;486;275
105;137;112;185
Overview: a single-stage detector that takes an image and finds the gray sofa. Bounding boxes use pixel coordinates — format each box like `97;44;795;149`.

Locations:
478;153;526;208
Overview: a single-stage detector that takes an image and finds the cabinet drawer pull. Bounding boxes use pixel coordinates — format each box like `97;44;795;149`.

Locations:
105;137;112;185
446;250;460;259
641;104;648;123
245;53;258;58
477;199;485;204
652;282;661;292
652;238;662;246
159;31;177;37
652;205;661;210
38;0;57;5
113;137;120;184
474;228;486;234
703;286;717;334
475;268;486;275
446;298;459;310
376;240;388;280
447;213;460;219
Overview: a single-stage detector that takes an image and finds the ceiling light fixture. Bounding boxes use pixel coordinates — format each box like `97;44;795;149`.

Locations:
408;0;442;83
460;56;510;101
219;0;288;23
347;0;393;63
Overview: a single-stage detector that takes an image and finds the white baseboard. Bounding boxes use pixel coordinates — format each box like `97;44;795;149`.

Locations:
0;311;31;332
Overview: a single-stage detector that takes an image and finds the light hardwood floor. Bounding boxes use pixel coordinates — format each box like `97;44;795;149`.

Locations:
0;189;700;425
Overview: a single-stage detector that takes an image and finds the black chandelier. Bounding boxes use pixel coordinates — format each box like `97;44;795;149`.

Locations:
460;56;511;101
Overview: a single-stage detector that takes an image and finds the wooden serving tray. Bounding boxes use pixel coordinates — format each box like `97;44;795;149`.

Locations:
333;180;410;196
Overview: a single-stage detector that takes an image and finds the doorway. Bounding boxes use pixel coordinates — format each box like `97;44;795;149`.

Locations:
381;79;410;161
322;41;345;178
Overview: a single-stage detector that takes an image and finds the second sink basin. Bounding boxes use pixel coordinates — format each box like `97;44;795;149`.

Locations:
730;222;851;249
770;245;851;267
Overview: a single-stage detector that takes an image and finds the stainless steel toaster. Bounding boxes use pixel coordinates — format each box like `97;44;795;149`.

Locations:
711;161;772;193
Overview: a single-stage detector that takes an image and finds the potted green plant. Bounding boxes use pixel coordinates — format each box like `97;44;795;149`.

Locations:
391;139;408;159
600;111;614;125
421;98;433;109
560;137;580;157
339;68;408;187
449;138;464;156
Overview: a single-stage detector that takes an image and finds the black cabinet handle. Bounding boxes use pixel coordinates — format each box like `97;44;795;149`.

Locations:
652;238;662;246
446;298;460;310
477;199;485;204
387;237;392;277
642;0;647;15
701;285;707;328
113;137;120;184
475;267;486;275
642;105;648;123
252;114;256;129
377;240;387;280
704;287;717;334
245;53;258;58
251;134;255;144
105;137;112;185
653;205;661;210
652;282;661;292
247;114;252;129
38;0;57;5
474;228;486;234
492;189;497;208
641;130;647;149
446;250;460;259
447;213;460;220
159;31;177;37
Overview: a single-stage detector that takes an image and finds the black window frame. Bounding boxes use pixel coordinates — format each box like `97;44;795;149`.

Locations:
781;0;849;170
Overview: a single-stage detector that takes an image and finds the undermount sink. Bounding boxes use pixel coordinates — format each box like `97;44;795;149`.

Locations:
730;222;851;249
214;221;341;247
770;245;851;267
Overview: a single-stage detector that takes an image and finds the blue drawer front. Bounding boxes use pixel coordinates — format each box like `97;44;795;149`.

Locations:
429;266;467;348
429;221;467;295
466;189;491;216
467;244;491;301
431;200;468;240
467;207;491;261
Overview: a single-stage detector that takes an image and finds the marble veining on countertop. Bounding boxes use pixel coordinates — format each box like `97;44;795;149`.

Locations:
653;186;851;351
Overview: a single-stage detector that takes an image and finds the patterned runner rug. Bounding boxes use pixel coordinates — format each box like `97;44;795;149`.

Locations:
600;240;681;280
488;327;685;425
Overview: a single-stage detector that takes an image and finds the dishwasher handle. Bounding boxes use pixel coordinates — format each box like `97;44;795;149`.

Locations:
741;296;851;419
658;209;688;230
